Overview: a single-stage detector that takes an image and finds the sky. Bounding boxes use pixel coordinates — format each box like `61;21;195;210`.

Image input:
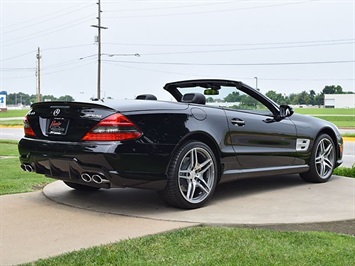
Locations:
0;0;354;101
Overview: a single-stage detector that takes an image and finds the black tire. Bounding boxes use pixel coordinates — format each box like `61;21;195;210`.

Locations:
63;181;101;191
300;134;336;183
159;141;218;209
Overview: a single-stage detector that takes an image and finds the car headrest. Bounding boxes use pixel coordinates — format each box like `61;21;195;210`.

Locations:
181;93;206;104
136;94;157;100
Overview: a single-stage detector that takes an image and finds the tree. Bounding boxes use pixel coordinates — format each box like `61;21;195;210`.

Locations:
206;97;215;103
322;85;343;94
298;91;312;105
309;90;316;105
265;90;285;104
6;93;75;105
224;91;241;102
58;95;74;102
240;95;258;109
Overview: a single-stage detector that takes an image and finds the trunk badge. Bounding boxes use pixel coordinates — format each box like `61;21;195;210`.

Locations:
53;109;61;116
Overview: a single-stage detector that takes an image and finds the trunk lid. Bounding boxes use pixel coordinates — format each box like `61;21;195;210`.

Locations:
26;101;116;141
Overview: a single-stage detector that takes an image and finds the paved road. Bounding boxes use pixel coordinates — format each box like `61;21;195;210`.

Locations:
1;127;353;167
0;127;23;140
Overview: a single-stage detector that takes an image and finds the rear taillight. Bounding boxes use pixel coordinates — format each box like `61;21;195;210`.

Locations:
23;116;36;138
81;113;142;141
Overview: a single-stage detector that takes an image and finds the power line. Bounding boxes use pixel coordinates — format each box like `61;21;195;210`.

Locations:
104;38;355;47
103;61;355;81
2;38;353;63
0;50;36;62
104;0;316;19
138;41;355;56
103;59;355;66
1;1;94;32
0;67;35;71
104;2;231;13
2;15;95;46
43;44;94;51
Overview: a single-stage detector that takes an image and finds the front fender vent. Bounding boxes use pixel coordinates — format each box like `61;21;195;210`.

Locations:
296;139;310;152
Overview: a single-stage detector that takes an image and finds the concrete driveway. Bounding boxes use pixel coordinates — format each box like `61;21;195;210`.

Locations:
1;174;354;265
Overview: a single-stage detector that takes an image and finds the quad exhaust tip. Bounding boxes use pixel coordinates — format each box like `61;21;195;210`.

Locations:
20;166;109;185
21;164;34;172
81;173;92;183
80;173;109;184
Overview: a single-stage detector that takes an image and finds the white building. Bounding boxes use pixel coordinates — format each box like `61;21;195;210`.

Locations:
0;94;7;111
324;94;355;108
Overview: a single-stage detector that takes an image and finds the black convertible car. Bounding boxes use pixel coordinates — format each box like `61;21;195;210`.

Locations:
18;79;343;209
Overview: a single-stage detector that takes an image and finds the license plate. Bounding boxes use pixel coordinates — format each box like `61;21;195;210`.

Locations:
47;118;69;135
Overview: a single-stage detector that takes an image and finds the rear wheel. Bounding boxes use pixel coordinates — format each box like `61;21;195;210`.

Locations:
159;141;218;209
300;134;335;183
63;181;101;191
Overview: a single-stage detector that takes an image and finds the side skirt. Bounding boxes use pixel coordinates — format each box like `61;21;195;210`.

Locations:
219;165;309;184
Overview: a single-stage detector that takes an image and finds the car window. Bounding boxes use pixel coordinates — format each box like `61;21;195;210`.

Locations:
179;86;273;116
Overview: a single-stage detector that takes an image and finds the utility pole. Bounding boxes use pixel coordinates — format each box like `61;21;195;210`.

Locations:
91;0;107;99
36;47;41;102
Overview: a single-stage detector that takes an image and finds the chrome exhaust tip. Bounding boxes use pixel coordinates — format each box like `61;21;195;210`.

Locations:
25;165;34;172
21;164;34;172
81;173;92;182
21;164;27;171
92;174;103;184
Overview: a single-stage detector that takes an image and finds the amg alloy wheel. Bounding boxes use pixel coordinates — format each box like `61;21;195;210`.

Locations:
160;141;218;209
300;134;335;183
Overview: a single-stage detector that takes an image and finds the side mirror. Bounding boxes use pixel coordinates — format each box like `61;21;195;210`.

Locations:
279;105;294;119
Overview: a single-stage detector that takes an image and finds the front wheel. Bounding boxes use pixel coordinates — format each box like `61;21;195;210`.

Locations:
300;134;336;183
159;141;218;209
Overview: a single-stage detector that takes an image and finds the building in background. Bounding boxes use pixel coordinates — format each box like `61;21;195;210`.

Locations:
0;93;7;111
324;94;355;108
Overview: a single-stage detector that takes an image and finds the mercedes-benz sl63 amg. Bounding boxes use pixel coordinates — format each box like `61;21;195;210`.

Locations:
18;79;343;209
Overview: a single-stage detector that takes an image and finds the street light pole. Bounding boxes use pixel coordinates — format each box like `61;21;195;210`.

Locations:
254;77;258;90
91;0;107;100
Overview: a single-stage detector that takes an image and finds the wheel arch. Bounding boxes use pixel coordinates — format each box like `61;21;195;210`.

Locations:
166;131;223;182
316;127;342;160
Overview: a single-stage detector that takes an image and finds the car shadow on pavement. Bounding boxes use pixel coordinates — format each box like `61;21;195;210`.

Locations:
43;174;354;234
213;174;306;201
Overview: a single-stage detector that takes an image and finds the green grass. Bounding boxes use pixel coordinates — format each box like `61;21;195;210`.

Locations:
312;116;354;128
0;109;29;118
25;226;355;266
0;109;28;126
294;108;355;115
0;120;23;127
293;108;355;128
0;140;51;195
334;166;355;178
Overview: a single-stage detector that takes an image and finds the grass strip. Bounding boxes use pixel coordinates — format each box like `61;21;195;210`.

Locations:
25;226;355;266
0;141;51;195
0;109;29;118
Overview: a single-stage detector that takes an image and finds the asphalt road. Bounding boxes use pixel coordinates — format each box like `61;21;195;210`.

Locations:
1;127;353;167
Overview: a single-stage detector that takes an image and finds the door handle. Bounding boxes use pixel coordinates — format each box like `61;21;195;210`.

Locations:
231;118;245;126
263;118;275;123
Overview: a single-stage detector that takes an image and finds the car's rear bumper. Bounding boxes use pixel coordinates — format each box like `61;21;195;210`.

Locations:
18;138;171;190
